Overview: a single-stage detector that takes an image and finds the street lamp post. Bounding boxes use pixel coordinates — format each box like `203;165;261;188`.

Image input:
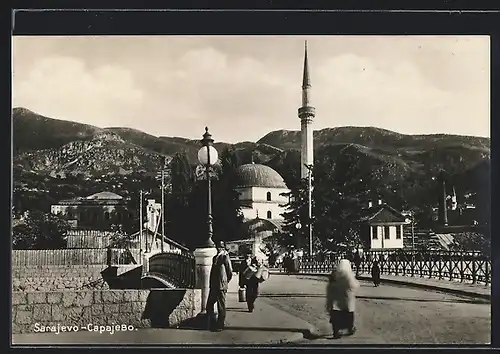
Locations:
194;127;219;315
197;127;218;248
295;222;302;250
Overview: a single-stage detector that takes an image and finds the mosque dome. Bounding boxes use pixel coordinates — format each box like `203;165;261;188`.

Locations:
234;164;287;189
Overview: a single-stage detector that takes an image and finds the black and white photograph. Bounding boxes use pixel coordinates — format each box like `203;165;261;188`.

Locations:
11;34;491;346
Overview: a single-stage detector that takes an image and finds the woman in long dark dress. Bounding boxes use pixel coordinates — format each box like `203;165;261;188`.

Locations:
371;260;381;287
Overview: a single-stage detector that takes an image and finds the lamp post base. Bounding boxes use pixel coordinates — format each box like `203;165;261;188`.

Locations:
194;247;217;314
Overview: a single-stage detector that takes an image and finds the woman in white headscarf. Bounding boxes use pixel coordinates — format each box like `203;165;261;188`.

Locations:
326;259;360;339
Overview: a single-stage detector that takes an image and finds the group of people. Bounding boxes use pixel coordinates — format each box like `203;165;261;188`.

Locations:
205;241;383;338
205;240;267;332
282;250;299;274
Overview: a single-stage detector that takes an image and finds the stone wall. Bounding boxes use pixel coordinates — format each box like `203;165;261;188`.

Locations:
12;266;107;291
12;289;201;334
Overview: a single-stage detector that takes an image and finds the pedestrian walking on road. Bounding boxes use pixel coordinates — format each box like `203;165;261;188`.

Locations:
239;254;252;288
207;241;233;332
371;260;381;287
283;250;295;275
353;250;361;277
245;257;265;312
326;259;360;339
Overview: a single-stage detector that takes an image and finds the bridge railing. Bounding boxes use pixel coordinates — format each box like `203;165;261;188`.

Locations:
147;251;196;289
279;250;491;286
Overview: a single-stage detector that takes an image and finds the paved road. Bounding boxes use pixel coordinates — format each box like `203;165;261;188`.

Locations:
12;274;491;345
255;274;491;345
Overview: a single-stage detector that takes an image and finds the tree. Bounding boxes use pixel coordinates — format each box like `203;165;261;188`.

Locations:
280;177;312;250
166;152;195;246
109;224;133;248
260;234;288;266
212;147;244;243
268;150;301;191
312;147;377;253
449;232;490;255
120;190;147;235
12;211;69;249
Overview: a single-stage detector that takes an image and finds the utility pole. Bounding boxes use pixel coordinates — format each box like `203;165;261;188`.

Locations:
161;158;165;253
411;215;415;262
139;190;143;255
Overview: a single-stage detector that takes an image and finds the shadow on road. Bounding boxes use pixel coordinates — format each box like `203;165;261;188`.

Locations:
261;293;488;305
224;326;320;340
175;321;313;338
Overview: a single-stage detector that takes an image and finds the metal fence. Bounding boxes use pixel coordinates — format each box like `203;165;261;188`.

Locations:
278;250;491;285
12;248;142;266
147;251;196;289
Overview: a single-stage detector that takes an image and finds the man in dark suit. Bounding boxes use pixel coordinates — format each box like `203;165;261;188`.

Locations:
207;240;233;332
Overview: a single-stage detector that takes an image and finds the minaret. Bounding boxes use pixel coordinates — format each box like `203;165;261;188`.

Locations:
298;41;315;179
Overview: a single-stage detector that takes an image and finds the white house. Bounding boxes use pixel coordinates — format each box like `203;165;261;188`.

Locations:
358;200;406;250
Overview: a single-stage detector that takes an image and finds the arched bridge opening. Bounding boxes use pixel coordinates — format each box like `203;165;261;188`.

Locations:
143;251;197;289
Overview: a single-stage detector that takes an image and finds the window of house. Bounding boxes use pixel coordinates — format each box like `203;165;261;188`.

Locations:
384;226;390;239
396;226;402;239
266;192;272;201
267;211;272;219
372;226;378;239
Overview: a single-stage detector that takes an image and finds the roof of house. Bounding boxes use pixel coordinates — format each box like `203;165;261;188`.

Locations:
86;192;123;200
244;218;284;233
433;233;456;251
57;191;127;205
358;203;407;224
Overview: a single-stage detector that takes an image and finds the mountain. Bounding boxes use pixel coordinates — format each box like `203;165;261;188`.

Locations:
259;127;490;181
12;108;490;183
13;108;101;153
258;127;490;152
12;108;282;177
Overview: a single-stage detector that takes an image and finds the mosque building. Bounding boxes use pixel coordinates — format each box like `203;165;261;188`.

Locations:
227;41;315;260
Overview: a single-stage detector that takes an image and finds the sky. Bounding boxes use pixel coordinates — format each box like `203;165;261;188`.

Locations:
12;35;490;143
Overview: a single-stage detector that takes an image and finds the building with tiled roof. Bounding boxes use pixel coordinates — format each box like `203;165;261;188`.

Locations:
51;191;133;230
